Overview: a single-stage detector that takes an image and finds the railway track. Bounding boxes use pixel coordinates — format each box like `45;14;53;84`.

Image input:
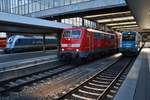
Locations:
58;57;135;100
0;62;81;95
0;53;118;96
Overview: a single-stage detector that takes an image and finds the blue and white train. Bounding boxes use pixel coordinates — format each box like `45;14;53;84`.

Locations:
119;32;142;55
4;35;57;53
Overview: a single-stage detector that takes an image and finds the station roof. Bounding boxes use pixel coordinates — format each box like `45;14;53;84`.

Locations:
126;0;150;31
37;0;148;33
2;0;149;33
42;4;143;32
0;12;72;34
45;5;141;32
26;0;141;32
28;0;126;19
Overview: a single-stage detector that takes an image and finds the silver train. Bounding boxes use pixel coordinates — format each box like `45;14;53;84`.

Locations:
4;35;57;53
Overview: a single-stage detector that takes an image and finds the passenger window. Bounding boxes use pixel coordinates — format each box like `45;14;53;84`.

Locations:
18;39;21;43
108;35;111;40
94;33;98;39
111;35;115;39
100;33;104;39
104;34;108;39
94;32;103;39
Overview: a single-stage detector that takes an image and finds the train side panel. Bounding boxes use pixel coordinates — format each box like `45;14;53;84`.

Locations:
79;29;91;58
5;35;57;53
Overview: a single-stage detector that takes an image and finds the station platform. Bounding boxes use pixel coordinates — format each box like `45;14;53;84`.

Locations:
0;50;58;71
114;43;150;100
0;49;57;63
0;49;3;54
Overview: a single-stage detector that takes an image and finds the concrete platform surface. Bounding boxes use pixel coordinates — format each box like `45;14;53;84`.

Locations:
0;55;57;72
0;49;4;54
0;49;57;63
114;44;150;100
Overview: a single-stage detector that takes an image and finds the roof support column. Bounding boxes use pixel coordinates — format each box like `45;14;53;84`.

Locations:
97;23;112;32
82;17;85;27
56;18;62;57
43;33;46;52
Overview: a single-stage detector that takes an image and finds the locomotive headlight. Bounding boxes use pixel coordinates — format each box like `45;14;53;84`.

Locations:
62;48;64;51
120;44;122;47
135;44;138;47
76;49;79;52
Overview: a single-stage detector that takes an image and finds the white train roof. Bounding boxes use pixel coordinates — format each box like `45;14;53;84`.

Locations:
87;28;114;35
10;35;56;39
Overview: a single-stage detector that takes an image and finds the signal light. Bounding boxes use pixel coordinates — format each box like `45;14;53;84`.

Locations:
76;49;79;52
62;48;64;51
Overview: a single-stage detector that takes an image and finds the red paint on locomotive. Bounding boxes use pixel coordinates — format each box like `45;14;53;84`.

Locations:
60;27;120;59
0;37;6;48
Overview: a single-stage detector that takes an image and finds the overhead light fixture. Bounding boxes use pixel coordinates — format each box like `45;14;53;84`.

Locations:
106;21;136;26
119;27;140;30
143;24;150;29
84;11;131;18
97;19;112;23
112;25;138;29
97;16;134;23
117;27;138;31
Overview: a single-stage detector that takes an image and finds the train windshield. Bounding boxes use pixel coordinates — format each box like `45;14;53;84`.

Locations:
8;37;14;44
63;30;81;38
122;34;135;41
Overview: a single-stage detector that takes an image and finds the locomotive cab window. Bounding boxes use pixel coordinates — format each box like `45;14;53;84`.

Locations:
17;39;21;43
122;34;135;41
63;30;81;38
8;38;13;43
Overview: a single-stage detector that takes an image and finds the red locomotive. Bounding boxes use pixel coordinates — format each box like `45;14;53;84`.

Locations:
59;27;120;60
0;38;6;48
0;33;7;48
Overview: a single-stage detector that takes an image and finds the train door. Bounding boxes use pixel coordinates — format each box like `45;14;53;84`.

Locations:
86;31;93;52
93;32;98;52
